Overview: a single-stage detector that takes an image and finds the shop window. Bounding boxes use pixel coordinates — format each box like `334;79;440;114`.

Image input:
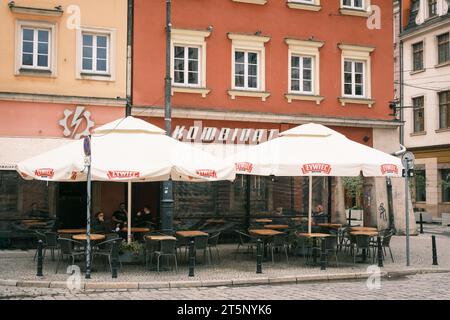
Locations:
441;169;450;203
414;170;427;202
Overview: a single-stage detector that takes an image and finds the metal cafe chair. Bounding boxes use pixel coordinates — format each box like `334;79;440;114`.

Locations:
153;239;178;272
353;235;373;265
234;230;258;258
44;232;59;261
207;232;221;263
55;238;85;274
194;235;210;265
268;234;289;264
92;238;123;272
143;236;160;269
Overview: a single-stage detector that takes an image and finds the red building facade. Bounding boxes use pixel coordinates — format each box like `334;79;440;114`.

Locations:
132;0;406;229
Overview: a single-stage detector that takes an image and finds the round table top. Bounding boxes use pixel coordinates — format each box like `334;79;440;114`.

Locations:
317;223;343;228
58;229;87;234
296;233;331;238
146;235;177;241
248;229;285;237
264;224;289;230
350;227;378;232
350;231;379;237
254;219;273;223
121;227;150;233
72;234;105;241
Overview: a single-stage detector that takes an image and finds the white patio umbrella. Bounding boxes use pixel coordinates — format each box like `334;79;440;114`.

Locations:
228;123;403;233
17;116;236;242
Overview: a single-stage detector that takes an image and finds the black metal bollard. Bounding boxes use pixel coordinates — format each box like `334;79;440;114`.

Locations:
36;240;44;277
419;213;424;234
111;255;118;279
377;236;383;267
256;239;262;274
320;239;327;270
432;235;438;265
188;239;195;277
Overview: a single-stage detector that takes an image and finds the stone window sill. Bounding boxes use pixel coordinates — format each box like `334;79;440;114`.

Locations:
285;93;324;104
338;97;375;107
435;61;450;69
435;128;450;133
410;69;426;75
232;0;267;5
228;90;271;101
410;131;427;137
17;68;53;77
339;8;371;17
172;87;211;98
287;2;321;11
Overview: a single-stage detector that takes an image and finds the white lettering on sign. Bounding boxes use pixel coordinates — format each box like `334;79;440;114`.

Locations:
172;124;279;145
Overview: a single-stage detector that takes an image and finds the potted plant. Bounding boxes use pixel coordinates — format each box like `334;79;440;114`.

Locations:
119;240;144;264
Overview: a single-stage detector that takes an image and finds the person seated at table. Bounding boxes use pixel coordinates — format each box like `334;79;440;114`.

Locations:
112;202;128;230
272;207;289;225
25;202;49;218
313;204;327;224
93;210;109;234
134;205;153;228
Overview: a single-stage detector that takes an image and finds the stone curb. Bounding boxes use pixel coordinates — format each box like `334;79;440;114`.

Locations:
2;268;450;290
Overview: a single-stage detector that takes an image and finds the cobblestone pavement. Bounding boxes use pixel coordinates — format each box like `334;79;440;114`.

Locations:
1;224;449;284
0;272;449;300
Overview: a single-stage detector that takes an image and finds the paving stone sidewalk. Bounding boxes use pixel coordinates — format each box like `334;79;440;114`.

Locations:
1;224;449;289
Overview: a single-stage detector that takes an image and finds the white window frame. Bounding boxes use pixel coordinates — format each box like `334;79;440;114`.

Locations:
341;0;366;10
173;45;202;88
343;60;365;98
76;26;116;81
287;0;322;11
233;50;260;91
171;28;211;90
15;20;57;76
339;44;374;100
81;33;110;74
290;55;314;94
228;33;270;92
286;39;323;98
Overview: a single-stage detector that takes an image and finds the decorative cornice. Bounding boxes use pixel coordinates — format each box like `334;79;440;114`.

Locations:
285;38;325;49
172;87;211;98
232;0;267;4
0;92;126;107
227;33;271;43
131;106;401;129
338;43;375;53
8;1;64;17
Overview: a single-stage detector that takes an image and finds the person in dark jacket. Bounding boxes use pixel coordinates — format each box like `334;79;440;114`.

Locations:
93;211;109;234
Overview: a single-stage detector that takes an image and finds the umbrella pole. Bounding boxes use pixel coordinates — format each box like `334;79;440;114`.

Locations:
127;182;132;244
308;175;312;234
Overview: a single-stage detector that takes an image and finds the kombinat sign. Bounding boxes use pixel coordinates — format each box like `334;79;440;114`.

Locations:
172;121;280;145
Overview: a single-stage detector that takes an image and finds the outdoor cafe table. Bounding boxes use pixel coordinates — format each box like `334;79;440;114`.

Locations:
121;227;150;233
350;227;378;232
176;231;209;238
146;235;177;241
58;229;87;234
72;234;106;241
263;224;289;230
254;219;273;223
296;233;331;265
317;223;342;229
350;231;379;263
206;219;226;224
248;229;285;260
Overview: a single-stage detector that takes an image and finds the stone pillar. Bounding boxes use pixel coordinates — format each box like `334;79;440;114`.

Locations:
424;159;439;217
331;177;346;224
363;177;389;229
391;177;417;235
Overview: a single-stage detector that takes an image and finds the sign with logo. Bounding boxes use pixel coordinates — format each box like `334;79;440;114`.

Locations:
235;162;254;173
172;121;280;145
301;163;332;175
34;168;55;179
380;164;399;175
196;169;218;179
59;106;94;139
107;171;140;180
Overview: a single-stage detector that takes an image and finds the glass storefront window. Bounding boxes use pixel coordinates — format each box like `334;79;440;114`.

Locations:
441;169;450;203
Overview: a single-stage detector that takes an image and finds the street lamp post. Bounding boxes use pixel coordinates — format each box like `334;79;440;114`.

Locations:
161;0;174;234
